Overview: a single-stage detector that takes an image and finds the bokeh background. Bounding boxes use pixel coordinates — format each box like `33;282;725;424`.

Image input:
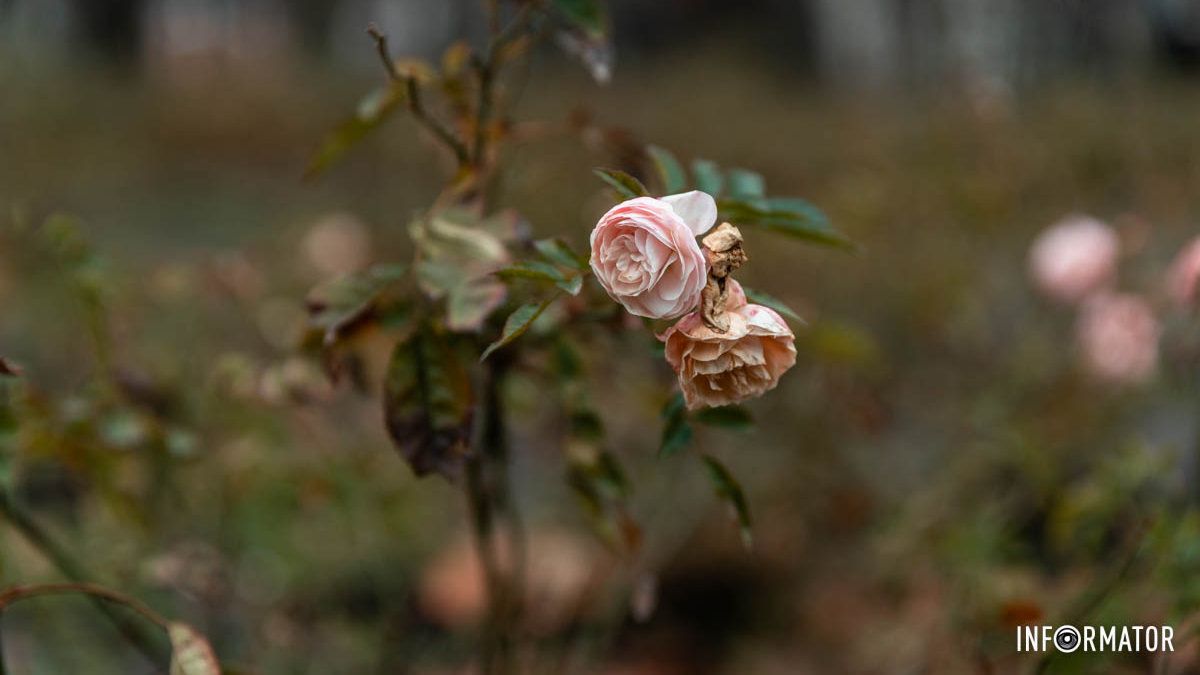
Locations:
4;1;1200;673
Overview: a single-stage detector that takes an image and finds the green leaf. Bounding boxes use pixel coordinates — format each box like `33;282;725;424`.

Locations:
691;159;724;197
726;169;766;206
481;299;555;361
766;197;842;245
719;198;853;250
307;264;409;347
556;274;584;296
534;238;587;270
305;84;405;179
496;261;583;296
741;286;804;323
553;0;607;39
593;168;649;199
552;0;613;82
694;405;754;430
384;327;473;479
658;393;692;457
569;408;605;442
594;450;630;498
700;455;753;549
496;261;566;284
169;622;221;675
445;278;507;333
647;145;687;194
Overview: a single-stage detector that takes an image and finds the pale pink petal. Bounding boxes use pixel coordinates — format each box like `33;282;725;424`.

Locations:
661;191;718;236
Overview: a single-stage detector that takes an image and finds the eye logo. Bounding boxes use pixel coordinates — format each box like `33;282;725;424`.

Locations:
1053;626;1081;653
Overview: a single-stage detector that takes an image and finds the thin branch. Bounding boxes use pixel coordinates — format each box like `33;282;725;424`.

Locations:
485;0;501;36
367;24;471;166
366;23;401;81
471;2;541;168
0;490;169;669
0;583;171;631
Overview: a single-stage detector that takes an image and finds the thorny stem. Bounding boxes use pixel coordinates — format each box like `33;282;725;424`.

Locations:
0;490;170;670
367;24;471;166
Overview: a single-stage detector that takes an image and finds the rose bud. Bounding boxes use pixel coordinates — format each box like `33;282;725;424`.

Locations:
589;191;716;319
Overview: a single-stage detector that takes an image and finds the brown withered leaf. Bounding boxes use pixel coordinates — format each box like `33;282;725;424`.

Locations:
383;326;473;480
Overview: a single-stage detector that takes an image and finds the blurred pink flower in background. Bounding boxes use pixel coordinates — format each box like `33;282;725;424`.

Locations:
590;192;715;319
1075;293;1160;385
1167;235;1200;309
661;281;797;410
418;531;597;634
1028;215;1119;304
303;212;371;277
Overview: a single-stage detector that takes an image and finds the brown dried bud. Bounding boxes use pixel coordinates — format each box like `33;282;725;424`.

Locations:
699;223;747;332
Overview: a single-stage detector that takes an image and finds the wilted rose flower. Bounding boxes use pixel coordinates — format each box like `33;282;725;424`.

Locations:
661;281;797;410
1028;215;1119;304
590;191;716;319
1076;292;1160;385
1167;236;1200;309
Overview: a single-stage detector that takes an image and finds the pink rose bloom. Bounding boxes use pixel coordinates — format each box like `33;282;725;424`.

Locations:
1076;292;1160;385
1167;236;1200;309
660;281;797;410
1028;215;1119;304
590;191;716;319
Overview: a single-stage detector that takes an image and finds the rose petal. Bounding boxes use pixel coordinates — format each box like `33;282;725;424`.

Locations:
661;191;718;237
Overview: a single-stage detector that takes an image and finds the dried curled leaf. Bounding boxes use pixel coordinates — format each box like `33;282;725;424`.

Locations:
169;622;221;675
384;326;473;480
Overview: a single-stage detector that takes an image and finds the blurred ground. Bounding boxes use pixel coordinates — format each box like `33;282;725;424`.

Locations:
3;29;1200;675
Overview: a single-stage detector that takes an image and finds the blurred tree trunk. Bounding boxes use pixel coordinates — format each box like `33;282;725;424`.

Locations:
69;0;146;68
